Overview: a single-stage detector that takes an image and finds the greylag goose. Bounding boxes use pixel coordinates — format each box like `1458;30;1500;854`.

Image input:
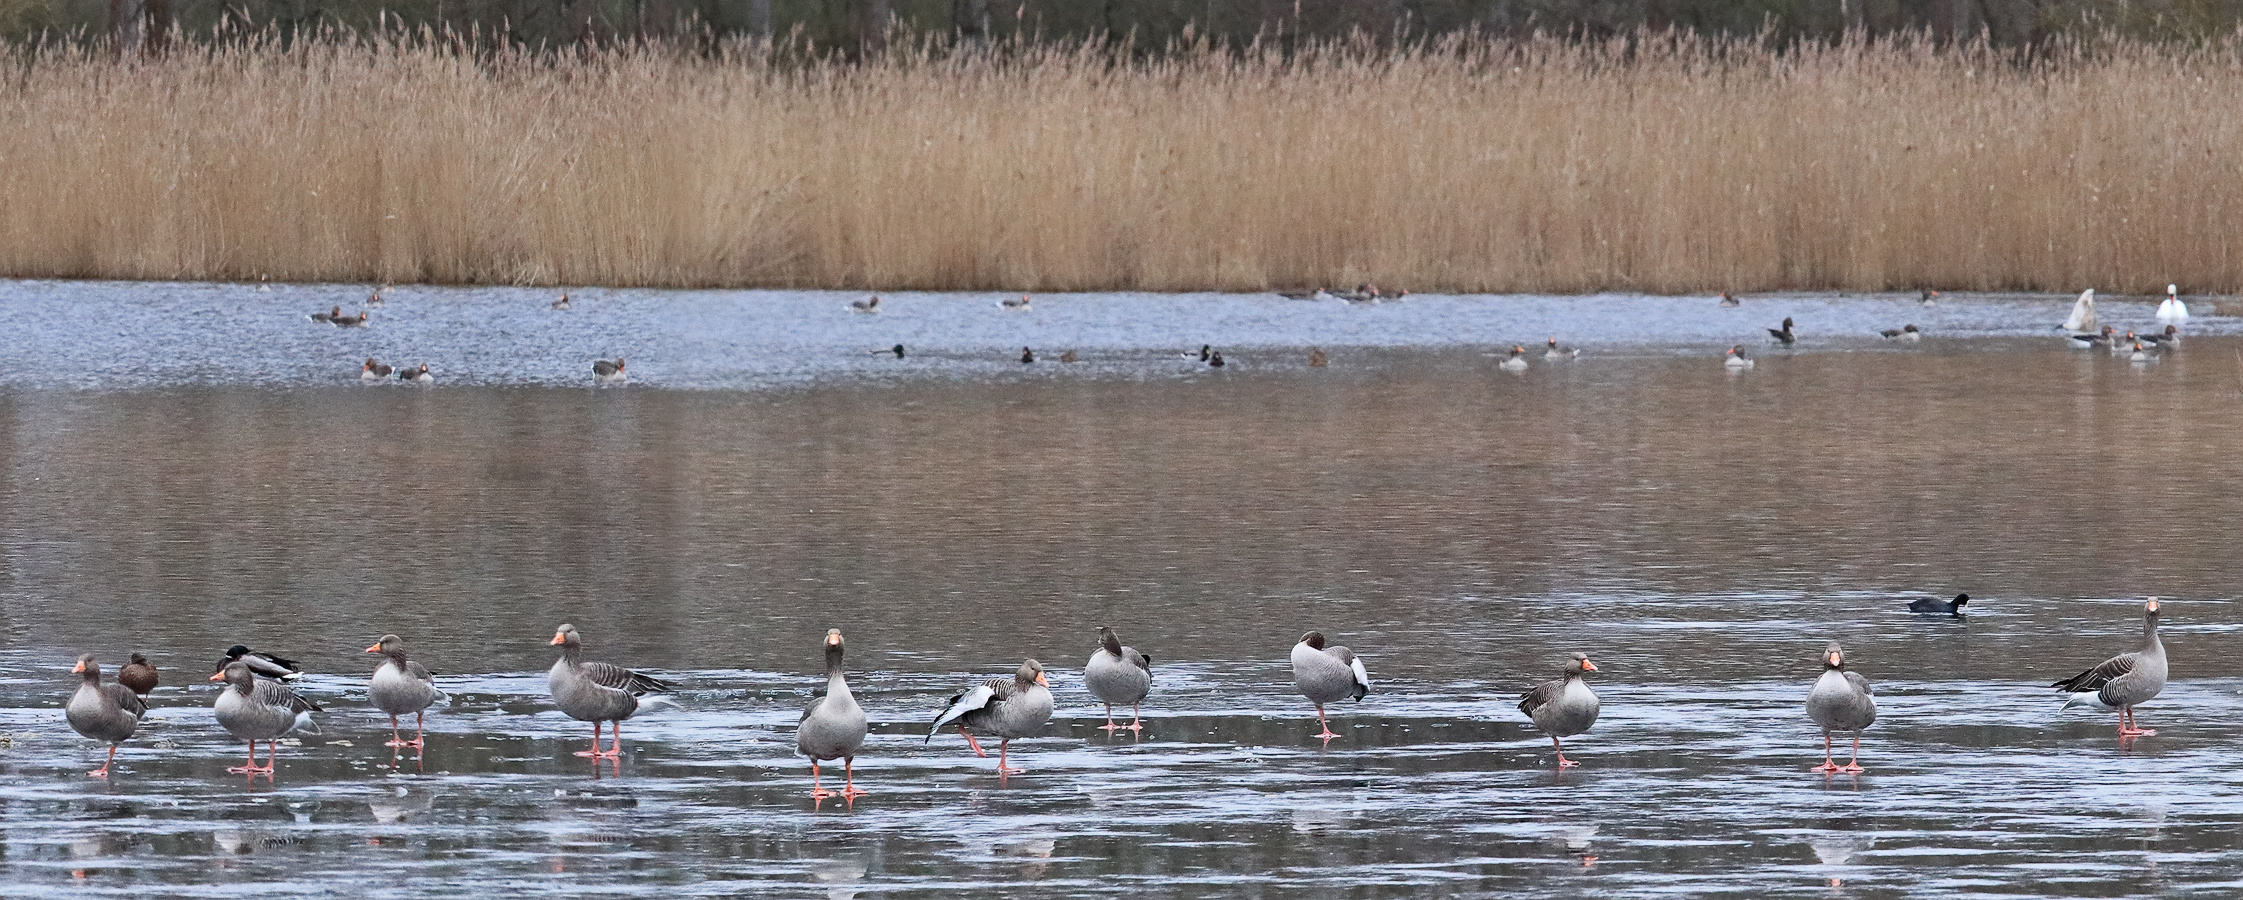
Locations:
1918;288;1940;307
332;311;369;327
1001;295;1033;311
1806;641;1876;773
1907;593;1970;616
850;295;881;314
1499;346;1529;371
2054;598;2167;736
927;659;1053;775
797;629;868;799
1543;337;1580;359
361;358;393;381
209;660;321;775
1879;324;1922;341
1020;348;1036;364
118;653;158;696
2066;325;2115;349
366;634;446;750
1276;288;1332;301
1291;632;1370;740
1084;626;1152;733
397;363;434;383
547;624;674;759
66;654;147;778
1725;345;1754;369
1518;652;1600;768
1719;291;1740;307
1767;317;1797;346
310;305;341;323
366;290;386;308
2136;324;2181;348
1335;284;1380;303
217;645;302;681
551;293;571;310
593;358;626;383
2129;342;2153;364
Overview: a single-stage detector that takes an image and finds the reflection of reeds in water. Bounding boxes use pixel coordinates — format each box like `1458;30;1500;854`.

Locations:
2;34;2239;293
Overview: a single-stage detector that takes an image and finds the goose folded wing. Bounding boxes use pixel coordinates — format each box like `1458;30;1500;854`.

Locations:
251;679;322;714
2052;653;2134;693
103;683;149;720
1133;651;1152;674
406;659;435;683
1843;672;1874;695
581;661;671;695
1517;680;1559;717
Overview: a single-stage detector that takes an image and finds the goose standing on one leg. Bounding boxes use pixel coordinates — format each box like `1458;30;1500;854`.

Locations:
929;659;1053;776
547;624;674;760
1518;652;1600;768
1291;632;1371;741
798;629;869;799
66;654;147;778
209;660;321;776
2054;598;2167;737
1084;626;1152;733
366;634;446;751
1805;641;1876;774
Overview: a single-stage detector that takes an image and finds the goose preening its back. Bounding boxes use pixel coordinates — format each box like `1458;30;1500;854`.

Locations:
593;358;627;383
547;623;675;760
1084;626;1152;733
2054;598;2166;737
210;660;321;776
1518;652;1600;768
1767;317;1797;346
66;654;147;778
1291;632;1371;741
1907;593;1970;616
1724;345;1754;369
2061;289;2098;334
928;659;1054;775
1806;641;1876;774
798;629;868;799
367;634;446;751
2156;284;2189;323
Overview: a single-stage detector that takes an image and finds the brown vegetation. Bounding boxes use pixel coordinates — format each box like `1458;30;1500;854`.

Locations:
3;33;2239;293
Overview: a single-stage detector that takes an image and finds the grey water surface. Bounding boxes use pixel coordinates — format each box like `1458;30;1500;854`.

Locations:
0;281;2239;897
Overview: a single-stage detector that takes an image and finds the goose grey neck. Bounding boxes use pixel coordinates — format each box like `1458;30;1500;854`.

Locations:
1099;627;1122;656
824;641;845;676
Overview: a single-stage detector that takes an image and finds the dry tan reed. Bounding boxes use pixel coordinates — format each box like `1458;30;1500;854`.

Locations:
4;34;2240;293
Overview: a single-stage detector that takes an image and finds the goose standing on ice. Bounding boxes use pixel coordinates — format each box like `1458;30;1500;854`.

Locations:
1518;652;1600;768
928;659;1053;775
1291;632;1371;741
547;623;674;760
1806;641;1877;773
210;660;322;776
2053;598;2167;737
798;629;868;799
2156;284;2189;323
66;654;147;778
1084;626;1152;733
367;634;445;750
1767;317;1797;346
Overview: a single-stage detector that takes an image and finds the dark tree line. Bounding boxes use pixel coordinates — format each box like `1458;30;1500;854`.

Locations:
35;0;2243;55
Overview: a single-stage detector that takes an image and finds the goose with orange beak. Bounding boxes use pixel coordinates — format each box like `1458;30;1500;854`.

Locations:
928;659;1053;776
1806;641;1876;774
547;624;673;761
2054;598;2167;737
66;654;147;778
1519;652;1600;768
798;629;868;799
367;634;447;751
210;660;322;776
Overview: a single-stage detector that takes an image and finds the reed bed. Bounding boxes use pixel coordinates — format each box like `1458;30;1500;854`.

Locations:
3;34;2239;293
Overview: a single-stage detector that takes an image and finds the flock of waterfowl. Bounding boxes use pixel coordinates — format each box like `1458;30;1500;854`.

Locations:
62;595;2170;793
312;289;625;385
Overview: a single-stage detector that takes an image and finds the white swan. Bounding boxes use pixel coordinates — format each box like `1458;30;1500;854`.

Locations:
2155;284;2189;323
2062;289;2098;334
